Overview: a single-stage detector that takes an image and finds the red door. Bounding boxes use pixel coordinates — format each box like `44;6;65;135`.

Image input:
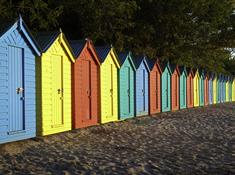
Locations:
82;60;91;121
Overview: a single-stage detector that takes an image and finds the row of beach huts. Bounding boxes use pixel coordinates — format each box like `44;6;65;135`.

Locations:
0;16;234;144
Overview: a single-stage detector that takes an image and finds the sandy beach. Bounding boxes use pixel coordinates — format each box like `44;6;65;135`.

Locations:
0;103;234;175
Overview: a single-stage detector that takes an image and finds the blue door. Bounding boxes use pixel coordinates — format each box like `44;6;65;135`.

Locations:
8;46;25;134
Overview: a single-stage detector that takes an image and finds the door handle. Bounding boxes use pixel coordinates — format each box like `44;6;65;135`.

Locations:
58;89;61;94
16;87;24;94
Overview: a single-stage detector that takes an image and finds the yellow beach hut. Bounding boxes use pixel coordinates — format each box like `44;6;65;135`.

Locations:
225;76;229;102
95;46;120;124
213;75;217;104
36;30;75;136
232;77;235;101
193;69;200;107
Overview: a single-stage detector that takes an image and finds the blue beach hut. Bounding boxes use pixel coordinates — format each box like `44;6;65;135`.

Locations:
0;16;40;144
133;56;150;116
208;73;214;104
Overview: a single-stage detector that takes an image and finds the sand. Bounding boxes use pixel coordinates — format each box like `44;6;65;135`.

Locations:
0;103;234;175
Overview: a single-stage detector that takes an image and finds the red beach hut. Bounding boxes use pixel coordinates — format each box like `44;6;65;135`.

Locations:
70;39;100;128
204;72;209;106
170;64;180;111
186;68;194;108
147;58;162;115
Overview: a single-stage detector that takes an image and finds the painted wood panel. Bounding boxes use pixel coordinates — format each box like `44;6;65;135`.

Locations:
193;71;200;107
100;52;119;123
204;75;209;106
180;71;187;109
213;76;217;104
36;32;74;136
161;64;171;112
0;17;40;144
135;62;149;116
149;62;161;114
71;40;100;128
119;54;135;120
186;70;194;108
171;66;180;111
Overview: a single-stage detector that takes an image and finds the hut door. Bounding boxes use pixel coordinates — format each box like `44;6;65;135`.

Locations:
109;64;114;117
154;71;159;110
123;67;130;115
52;55;63;127
8;46;25;134
142;69;146;112
82;60;91;121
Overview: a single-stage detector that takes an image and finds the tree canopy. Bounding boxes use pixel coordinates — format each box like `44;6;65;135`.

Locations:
0;0;234;74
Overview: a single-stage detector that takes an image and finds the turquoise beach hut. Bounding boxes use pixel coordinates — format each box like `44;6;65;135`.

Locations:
161;62;172;112
118;52;136;120
199;70;205;106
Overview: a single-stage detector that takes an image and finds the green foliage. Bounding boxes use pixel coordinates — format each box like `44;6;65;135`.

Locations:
0;0;234;74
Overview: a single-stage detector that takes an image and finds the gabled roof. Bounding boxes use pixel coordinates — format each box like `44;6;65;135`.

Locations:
118;51;136;70
186;67;194;76
95;45;120;67
69;39;100;65
95;46;112;63
36;29;75;62
146;58;162;73
199;69;205;78
160;61;172;75
192;68;199;78
170;64;180;75
133;55;150;72
179;66;187;76
35;31;60;52
0;15;41;56
69;40;86;58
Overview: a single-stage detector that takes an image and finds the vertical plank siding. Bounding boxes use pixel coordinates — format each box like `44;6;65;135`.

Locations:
119;55;135;120
0;19;39;144
71;40;100;128
36;35;73;136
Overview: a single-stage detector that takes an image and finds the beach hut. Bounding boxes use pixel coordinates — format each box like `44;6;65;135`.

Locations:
170;64;180;111
213;74;217;104
186;68;194;108
147;58;162;115
232;77;235;101
225;76;229;102
179;66;187;109
204;72;209;106
219;74;225;103
199;70;205;106
118;52;136;120
222;75;226;102
193;69;200;107
217;74;221;103
133;56;150;116
161;62;172;112
0;16;40;144
36;30;75;136
208;73;214;105
228;76;233;102
69;39;100;129
96;46;120;123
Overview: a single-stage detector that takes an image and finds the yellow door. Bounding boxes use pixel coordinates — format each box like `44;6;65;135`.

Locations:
194;76;199;107
52;55;63;127
232;80;235;101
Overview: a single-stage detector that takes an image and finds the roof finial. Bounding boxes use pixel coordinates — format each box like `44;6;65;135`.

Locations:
59;28;63;33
